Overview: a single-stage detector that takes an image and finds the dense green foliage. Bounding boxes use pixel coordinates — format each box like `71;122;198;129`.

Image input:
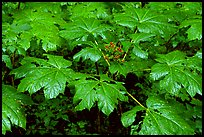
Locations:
2;2;202;135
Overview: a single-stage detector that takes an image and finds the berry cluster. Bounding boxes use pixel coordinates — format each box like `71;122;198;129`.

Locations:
104;42;125;62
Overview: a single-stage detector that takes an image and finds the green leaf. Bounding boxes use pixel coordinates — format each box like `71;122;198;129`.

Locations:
97;82;128;115
114;8;177;39
176;70;202;97
129;33;155;44
11;7;65;52
180;18;202;40
2;55;13;69
150;64;170;80
186;53;202;73
73;47;102;62
17;32;33;51
60;17;110;40
72;75;128;116
148;2;177;11
121;41;132;52
73;79;99;111
121;106;145;127
132;44;148;59
139;96;194;135
10;23;32;33
180;2;202;16
150;50;202;97
109;61;130;76
2;85;26;135
69;2;109;19
10;54;75;99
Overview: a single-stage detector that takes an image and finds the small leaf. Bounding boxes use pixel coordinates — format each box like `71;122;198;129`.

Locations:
180;18;202;40
132;45;148;59
121;106;145;127
73;47;101;62
150;64;170;80
2;55;13;69
109;61;129;76
129;33;155;44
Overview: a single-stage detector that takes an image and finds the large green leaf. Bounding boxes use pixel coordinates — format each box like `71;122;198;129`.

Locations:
10;4;66;52
150;50;202;97
114;8;177;39
121;106;145;128
60;17;110;40
139;96;194;135
72;74;128;116
10;54;76;99
2;85;27;135
73;47;102;62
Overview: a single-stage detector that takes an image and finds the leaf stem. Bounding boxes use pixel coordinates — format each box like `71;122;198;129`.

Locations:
126;91;147;109
132;68;151;72
121;48;129;62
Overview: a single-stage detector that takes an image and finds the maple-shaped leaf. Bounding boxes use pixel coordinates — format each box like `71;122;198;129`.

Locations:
2;85;27;135
10;54;76;99
121;106;145;128
139;96;194;135
11;7;66;52
114;8;177;40
72;74;128;116
59;17;110;41
180;17;202;40
150;50;202;97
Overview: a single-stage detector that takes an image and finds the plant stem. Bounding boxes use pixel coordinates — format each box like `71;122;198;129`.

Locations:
17;2;20;10
95;62;99;75
126;91;147;110
96;104;101;134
